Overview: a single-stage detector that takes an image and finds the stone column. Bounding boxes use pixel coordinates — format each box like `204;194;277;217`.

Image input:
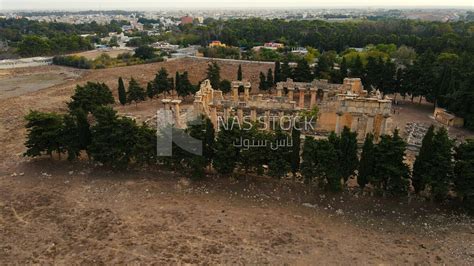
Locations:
351;114;359;132
162;98;171;111
171;99;182;128
298;88;306;109
209;104;218;131
287;87;295;101
244;86;250;102
323;91;328;101
365;115;374;136
335;112;343;134
250;107;257;122
276;85;283;97
381;115;389;136
232;85;239;102
310;88;317;108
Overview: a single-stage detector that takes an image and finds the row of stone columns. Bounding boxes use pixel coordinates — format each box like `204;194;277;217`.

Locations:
208;104;298;132
275;86;318;109
335;112;389;138
232;84;251;102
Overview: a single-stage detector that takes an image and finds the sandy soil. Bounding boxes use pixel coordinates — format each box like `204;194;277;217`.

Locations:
0;59;472;264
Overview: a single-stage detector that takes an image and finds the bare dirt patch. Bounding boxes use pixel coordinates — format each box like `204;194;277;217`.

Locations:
0;161;472;264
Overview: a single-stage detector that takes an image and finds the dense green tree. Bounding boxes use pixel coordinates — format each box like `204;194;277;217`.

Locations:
358;133;375;188
88;107;139;168
132;124;157;166
62;109;91;160
430;127;454;201
293;59;312;82
127;78;146;105
373;129;410;195
268;129;291;179
154;67;171;95
206;62;221;89
454;140;474;211
24;111;64;158
183;116;215;178
219;79;232;93
213;119;240;175
176;71;194;97
68;82;114;113
412;125;435;193
134;45;156;60
301;137;341;191
118;77;126;105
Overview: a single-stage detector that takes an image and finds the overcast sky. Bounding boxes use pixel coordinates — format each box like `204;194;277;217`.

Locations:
1;0;473;10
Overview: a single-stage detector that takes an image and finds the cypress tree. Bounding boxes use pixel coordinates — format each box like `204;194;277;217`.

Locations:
237;64;243;81
118;77;126;105
154;67;171;95
340;57;348;79
358;133;375;188
412;125;435;193
259;71;267;91
127;78;146;106
206;62;221;89
293;59;312;82
175;71;181;94
350;55;364;78
454;140;474;212
373;129;410;195
266;68;274;88
274;61;282;82
430;127;454;202
339;127;359;182
281;60;292;81
146;81;154;99
213;119;240;175
290;127;301;175
268;128;292;179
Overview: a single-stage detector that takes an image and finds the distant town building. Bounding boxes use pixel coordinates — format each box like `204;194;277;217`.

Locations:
264;42;284;49
180;15;194;25
209;41;226;48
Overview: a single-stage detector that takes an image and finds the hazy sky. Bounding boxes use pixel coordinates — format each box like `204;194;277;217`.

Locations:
1;0;473;10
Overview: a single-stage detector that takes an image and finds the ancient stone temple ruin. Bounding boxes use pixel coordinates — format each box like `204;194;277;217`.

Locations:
191;78;392;141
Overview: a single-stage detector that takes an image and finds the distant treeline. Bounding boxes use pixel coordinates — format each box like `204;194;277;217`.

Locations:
0;18;128;57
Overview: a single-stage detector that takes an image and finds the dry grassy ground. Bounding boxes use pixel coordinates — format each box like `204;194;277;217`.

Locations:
0;59;472;264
